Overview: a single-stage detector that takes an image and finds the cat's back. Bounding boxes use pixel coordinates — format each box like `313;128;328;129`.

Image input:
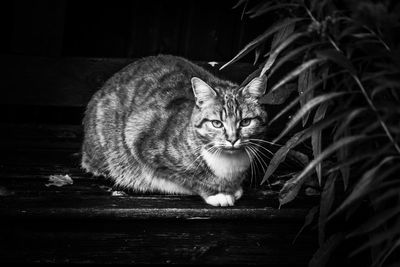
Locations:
94;55;215;108
82;55;209;177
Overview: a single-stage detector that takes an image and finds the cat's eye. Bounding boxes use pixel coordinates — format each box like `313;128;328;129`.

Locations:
240;118;252;127
211;120;223;128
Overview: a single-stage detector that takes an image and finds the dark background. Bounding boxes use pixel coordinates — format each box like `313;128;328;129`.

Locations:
1;0;273;125
0;0;270;62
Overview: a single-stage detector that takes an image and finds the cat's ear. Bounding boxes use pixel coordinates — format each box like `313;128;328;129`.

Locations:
191;77;217;107
240;76;267;99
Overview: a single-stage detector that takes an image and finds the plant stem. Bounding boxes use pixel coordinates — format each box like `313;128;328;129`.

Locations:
352;75;400;154
328;38;400;155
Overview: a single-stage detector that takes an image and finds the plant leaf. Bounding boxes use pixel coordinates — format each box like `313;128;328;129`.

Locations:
329;156;397;220
262;131;304;184
316;49;357;75
375;236;400;267
260;83;296;105
268;71;346;126
309;233;344;267
220;18;305;70
249;3;301;18
350;217;400;256
279;173;312;206
253;46;262;65
279;135;369;206
270;58;325;93
260;32;307;77
262;109;358;184
347;205;400;239
269;42;325;77
232;0;247;9
293;205;319;244
298;64;316;126
271;19;296;50
312;102;330;185
273;92;347;143
319;172;337;246
333;108;368;140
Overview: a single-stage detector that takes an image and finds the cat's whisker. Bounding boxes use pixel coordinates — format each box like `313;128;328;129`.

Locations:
183;143;215;173
250;145;273;188
249;138;283;147
249;146;271;176
246;145;267;186
244;147;255;188
246;141;274;156
247;145;267;175
246;145;272;161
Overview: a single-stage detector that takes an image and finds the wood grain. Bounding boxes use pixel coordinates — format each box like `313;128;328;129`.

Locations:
0;120;317;264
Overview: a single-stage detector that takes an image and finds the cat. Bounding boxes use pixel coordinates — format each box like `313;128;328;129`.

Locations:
81;55;268;206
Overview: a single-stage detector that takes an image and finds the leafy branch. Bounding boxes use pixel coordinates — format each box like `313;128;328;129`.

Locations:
227;0;400;266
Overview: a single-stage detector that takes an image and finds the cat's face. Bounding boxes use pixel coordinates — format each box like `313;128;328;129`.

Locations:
191;77;268;157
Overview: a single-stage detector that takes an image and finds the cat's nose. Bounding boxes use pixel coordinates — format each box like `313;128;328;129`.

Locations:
227;137;239;147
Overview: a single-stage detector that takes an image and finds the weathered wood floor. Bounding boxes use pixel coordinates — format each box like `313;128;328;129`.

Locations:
0;123;317;265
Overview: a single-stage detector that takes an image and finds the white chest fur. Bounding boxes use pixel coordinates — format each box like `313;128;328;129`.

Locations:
201;149;251;179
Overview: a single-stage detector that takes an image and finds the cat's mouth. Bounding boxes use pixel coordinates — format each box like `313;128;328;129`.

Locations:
221;146;244;154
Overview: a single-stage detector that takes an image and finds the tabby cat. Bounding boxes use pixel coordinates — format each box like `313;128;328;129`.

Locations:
81;55;268;206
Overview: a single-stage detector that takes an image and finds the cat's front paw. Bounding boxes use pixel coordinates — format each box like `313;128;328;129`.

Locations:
234;187;243;200
204;193;235;207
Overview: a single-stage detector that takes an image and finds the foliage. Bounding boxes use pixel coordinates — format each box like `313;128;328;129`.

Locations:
226;0;400;266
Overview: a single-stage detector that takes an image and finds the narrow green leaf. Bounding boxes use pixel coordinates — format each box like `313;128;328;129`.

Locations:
329;156;397;220
232;0;247;9
337;145;350;191
262;109;358;184
373;186;400;207
260;32;307;77
244;1;271;15
333;108;368;140
312;102;330;185
249;3;301;18
269;42;325;77
350;217;400;256
279;135;369;206
261;131;304;184
353;75;400;154
279;174;305;206
270;58;325;93
293;205;319;244
260;83;296;105
334;125;352;191
268;71;345;126
309;233;344;267
273;92;347;143
372;82;400;99
347;206;400;238
298;65;316;126
361;70;400;82
220;18;305;70
316;49;356;75
271;19;296;51
239;65;263;88
254;46;262;65
375;237;400;267
319;173;337;246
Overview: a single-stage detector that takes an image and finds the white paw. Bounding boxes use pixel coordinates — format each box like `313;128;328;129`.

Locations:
205;193;235;207
234;187;243;200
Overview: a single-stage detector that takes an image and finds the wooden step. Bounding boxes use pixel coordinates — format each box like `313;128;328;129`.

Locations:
0;110;317;264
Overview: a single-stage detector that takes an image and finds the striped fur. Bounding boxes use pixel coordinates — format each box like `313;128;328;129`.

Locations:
81;55;267;206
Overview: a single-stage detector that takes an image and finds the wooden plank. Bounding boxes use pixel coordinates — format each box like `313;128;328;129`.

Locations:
0;55;255;107
0;194;314;221
0;219;316;264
